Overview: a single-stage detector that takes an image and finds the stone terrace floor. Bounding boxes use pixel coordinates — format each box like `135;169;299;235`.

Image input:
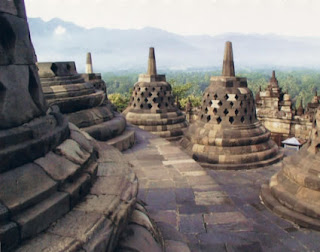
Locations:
123;127;320;252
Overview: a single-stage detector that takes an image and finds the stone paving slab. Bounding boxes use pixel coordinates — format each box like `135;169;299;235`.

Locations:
123;127;320;251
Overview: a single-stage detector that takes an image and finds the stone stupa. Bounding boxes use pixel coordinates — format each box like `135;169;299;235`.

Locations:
124;47;188;140
261;107;320;230
0;2;165;251
0;2;97;249
180;42;283;169
37;54;135;151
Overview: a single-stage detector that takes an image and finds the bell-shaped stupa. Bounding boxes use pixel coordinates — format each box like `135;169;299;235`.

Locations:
180;42;283;169
0;3;166;251
124;47;188;139
37;54;134;151
261;107;320;230
0;2;99;249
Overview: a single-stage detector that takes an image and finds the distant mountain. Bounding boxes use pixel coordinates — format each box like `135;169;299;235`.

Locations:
28;17;320;72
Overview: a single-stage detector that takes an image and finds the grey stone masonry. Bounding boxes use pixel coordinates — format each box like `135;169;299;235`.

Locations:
181;41;283;169
124;47;188;140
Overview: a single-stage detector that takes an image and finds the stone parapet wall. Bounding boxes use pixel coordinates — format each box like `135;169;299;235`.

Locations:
258;116;313;142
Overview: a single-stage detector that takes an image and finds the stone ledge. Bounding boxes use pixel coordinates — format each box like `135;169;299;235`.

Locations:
13;192;70;240
0;114;69;173
47;91;105;114
106;129;135;151
83;115;126;141
0;163;58;215
67;106;114;129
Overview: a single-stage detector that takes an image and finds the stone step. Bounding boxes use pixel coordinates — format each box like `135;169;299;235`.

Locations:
15;143;141;252
0;114;69;173
47;91;105;114
0;126;32;150
67;106;114;129
0;163;58;215
106;129;135;151
12;192;70;240
83;115;126;142
0;222;20;251
60;173;92;208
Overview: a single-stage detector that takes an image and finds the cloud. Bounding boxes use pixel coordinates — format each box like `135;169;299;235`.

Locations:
54;25;66;35
24;0;320;37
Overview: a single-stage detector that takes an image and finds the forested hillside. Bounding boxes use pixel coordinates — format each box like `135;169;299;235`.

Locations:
104;69;320;111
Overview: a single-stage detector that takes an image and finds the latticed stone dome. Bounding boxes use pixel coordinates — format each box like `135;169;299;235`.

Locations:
180;41;283;169
124;47;188;139
199;78;257;126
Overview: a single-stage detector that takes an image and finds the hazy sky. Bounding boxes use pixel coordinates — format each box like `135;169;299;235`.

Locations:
25;0;320;37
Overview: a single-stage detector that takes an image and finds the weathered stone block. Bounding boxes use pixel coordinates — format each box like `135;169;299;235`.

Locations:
54;139;90;165
75;195;121;216
35;151;80;182
0;114;69;173
70;129;93;154
16;233;82;252
60;174;91;208
0;163;57;214
48;210;106;243
13;192;70;239
0;222;20;251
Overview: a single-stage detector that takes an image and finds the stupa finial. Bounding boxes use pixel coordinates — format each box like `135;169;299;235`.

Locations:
222;41;235;77
147;47;157;75
86;52;93;74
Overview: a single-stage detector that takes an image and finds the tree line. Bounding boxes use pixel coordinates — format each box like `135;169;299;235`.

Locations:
104;69;320;111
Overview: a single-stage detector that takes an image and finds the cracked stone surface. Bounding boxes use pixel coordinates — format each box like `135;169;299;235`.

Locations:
123;127;320;251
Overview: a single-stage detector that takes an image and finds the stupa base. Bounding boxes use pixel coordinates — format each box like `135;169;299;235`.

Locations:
260;184;320;231
198;150;284;170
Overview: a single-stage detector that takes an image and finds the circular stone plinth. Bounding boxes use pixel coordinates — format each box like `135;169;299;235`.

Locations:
261;108;320;230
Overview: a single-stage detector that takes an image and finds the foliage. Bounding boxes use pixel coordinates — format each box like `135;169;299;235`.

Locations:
104;69;320;110
108;93;130;112
180;95;202;109
170;80;193;100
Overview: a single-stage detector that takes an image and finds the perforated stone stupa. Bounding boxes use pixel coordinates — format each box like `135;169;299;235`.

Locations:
261;107;320;230
180;42;283;169
124;47;188;139
37;55;134;151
